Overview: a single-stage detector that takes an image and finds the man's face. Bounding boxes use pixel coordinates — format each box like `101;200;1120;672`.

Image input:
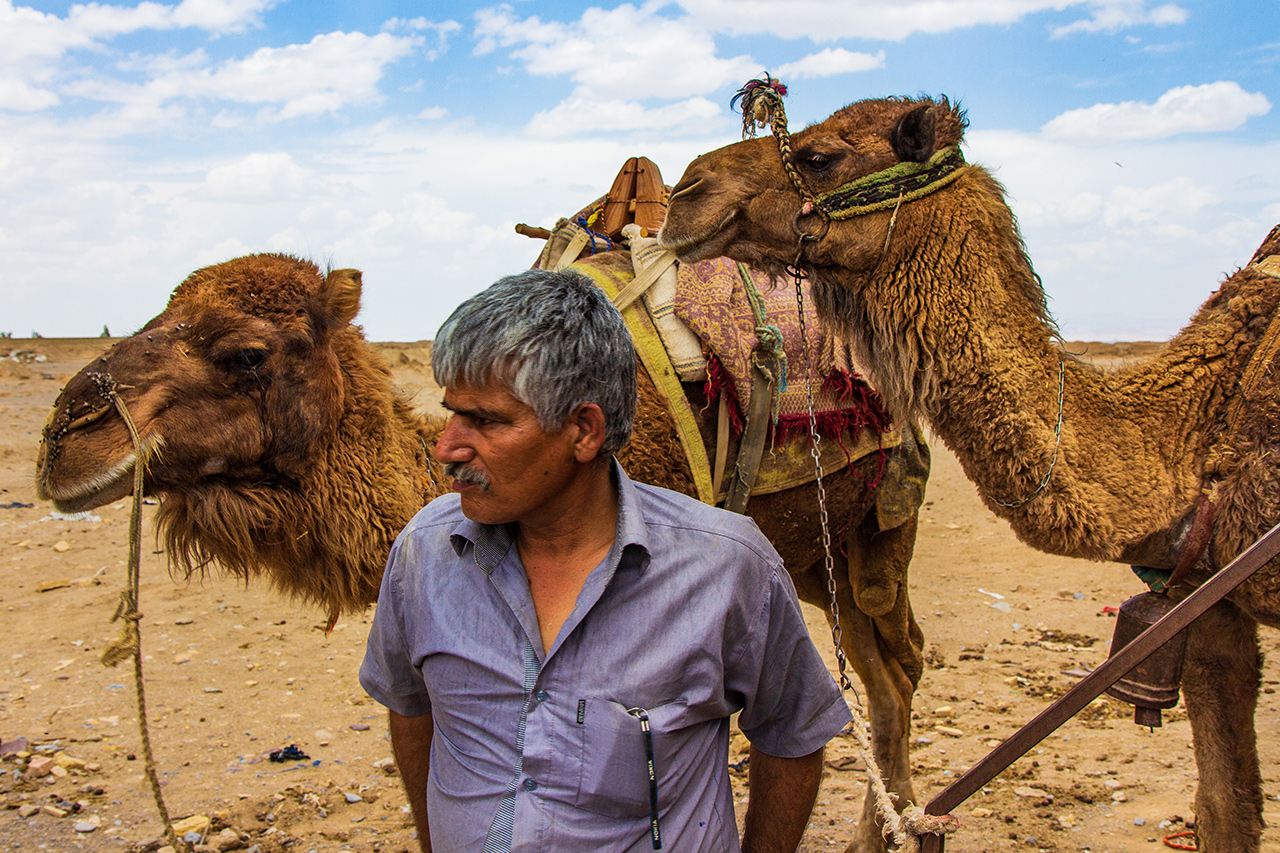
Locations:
433;379;580;527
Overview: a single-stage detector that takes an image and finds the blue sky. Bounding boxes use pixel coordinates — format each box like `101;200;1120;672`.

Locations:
2;0;1277;342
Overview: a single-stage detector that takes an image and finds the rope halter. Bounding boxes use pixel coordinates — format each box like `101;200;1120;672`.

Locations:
731;76;970;242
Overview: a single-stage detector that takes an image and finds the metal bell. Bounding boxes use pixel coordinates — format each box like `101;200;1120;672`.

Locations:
1104;592;1189;727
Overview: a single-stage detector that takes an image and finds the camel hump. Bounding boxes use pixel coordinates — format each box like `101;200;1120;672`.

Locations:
1249;224;1280;268
601;156;667;241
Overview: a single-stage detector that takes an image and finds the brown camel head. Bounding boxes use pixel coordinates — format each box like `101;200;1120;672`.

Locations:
660;95;968;277
37;253;438;613
38;254;362;512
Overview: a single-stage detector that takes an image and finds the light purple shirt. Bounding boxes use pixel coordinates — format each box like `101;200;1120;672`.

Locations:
360;462;851;852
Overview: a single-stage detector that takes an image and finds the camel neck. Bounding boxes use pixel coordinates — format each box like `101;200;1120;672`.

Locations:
843;178;1270;564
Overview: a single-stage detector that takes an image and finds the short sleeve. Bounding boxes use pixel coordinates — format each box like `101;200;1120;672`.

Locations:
359;536;433;717
729;566;852;757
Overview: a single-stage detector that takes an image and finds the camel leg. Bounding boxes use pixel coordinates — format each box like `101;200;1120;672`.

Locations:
1180;599;1264;852
849;512;924;688
817;511;922;853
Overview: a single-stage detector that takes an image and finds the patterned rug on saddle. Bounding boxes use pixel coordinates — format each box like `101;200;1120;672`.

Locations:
673;256;893;454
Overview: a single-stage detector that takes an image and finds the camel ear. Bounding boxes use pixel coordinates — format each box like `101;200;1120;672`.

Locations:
319;268;363;328
891;104;937;163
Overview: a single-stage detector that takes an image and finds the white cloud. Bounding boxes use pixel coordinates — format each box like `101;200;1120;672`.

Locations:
205;152;314;201
169;0;276;33
0;3;89;110
674;0;1070;41
182;31;419;117
1041;82;1271;143
65;0;274;36
383;16;461;61
0;0;274;111
193;236;256;268
0;77;61;111
63;30;421;121
525;95;722;137
0;0;271;54
470;4;762;136
0;104;727;339
776;48;885;79
965;126;1280;340
1050;1;1187;37
474;4;757;100
672;0;1193;41
1103;176;1218;227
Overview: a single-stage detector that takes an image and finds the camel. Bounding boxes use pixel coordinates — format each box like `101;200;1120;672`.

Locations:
36;249;929;853
658;92;1280;852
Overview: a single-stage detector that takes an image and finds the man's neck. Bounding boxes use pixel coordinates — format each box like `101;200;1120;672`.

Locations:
515;459;619;563
516;459;619;654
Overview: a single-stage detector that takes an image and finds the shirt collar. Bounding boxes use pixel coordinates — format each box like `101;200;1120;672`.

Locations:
449;458;652;576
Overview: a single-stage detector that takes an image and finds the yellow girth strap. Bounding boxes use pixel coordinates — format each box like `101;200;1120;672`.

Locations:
568;260;717;504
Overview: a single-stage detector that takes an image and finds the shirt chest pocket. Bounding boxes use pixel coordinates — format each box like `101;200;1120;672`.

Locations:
575;698;694;819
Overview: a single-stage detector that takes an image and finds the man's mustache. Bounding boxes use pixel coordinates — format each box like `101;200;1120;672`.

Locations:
445;462;491;490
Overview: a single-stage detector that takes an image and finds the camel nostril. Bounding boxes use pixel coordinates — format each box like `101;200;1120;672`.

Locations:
668;174;705;200
65;405;111;433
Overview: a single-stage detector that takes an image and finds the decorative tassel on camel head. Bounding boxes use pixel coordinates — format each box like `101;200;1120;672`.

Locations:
731;74;824;222
732;74;788;139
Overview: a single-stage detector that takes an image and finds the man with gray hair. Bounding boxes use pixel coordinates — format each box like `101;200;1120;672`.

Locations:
360;268;851;852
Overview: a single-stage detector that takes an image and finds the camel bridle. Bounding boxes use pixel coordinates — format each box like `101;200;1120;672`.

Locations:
732;76;970;250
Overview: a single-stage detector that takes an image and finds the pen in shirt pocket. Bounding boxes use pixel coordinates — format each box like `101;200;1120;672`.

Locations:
628;706;661;851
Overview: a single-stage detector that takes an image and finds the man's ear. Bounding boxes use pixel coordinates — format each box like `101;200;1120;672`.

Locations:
570;403;608;463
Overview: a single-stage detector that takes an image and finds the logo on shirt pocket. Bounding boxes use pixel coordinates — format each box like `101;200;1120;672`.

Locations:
575;697;690;819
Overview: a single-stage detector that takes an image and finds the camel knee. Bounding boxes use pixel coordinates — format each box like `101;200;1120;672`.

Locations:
853;580;898;617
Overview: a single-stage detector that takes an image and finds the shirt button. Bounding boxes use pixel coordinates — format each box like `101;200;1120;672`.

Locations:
523;778;538;792
535;690;548;703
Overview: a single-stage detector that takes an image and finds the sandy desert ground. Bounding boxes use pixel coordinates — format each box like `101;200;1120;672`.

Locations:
3;337;1280;853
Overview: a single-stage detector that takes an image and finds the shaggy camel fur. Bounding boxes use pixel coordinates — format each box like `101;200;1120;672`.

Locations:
659;92;1280;853
36;251;928;853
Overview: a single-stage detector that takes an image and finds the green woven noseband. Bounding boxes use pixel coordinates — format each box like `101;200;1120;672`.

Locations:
813;146;969;221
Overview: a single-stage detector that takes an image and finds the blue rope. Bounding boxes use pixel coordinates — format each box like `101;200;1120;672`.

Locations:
573;216;613;255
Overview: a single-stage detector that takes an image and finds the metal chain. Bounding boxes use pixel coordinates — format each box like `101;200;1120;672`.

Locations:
755;79;951;849
790;245;954;852
788;257;857;698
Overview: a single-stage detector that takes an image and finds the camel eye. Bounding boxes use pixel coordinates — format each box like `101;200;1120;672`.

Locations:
234;348;268;372
799;152;833;172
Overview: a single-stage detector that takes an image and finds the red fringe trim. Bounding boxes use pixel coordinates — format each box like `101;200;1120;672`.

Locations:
704;355;747;436
703;356;893;449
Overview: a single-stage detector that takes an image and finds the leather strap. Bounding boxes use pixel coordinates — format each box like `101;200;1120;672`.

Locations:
713;395;730;499
1166;492;1217;589
723;356;778;514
